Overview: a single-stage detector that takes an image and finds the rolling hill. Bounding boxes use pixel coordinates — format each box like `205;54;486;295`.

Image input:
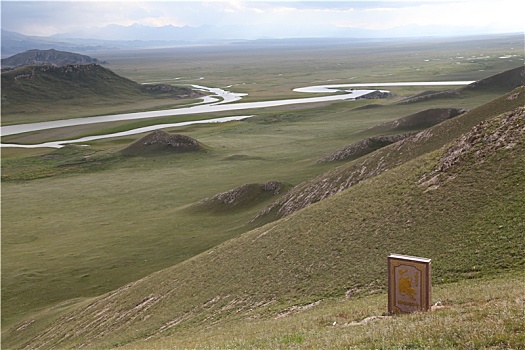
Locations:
1;49;107;69
3;72;524;349
1;63;203;124
1;64;201;106
120;130;205;156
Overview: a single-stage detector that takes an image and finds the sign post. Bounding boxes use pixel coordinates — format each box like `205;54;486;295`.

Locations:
388;254;431;314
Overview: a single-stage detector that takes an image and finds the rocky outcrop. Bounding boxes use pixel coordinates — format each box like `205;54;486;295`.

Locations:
121;131;203;156
198;181;285;211
207;182;282;204
318;133;414;163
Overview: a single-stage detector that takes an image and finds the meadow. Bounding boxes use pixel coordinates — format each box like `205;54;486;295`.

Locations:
1;34;523;347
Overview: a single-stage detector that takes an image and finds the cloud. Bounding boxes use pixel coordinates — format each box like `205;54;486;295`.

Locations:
1;0;523;38
333;0;524;32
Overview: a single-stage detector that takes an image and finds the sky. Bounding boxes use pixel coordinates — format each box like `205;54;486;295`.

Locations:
1;0;524;39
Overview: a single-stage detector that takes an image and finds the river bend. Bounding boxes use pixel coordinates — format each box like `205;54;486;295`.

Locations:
0;81;474;148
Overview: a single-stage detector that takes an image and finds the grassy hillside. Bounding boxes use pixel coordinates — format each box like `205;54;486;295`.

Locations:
463;65;525;92
366;108;466;133
121;272;525;349
1;64;203;125
3;95;523;349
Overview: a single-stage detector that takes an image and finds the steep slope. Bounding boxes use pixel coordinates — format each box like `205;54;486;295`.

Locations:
1;49;107;69
254;86;524;221
4;102;524;350
463;65;525;91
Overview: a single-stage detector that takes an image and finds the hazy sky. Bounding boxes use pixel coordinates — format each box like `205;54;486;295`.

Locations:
1;0;524;38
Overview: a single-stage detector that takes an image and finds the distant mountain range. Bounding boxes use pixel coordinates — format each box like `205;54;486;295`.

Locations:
50;23;247;42
0;27;341;57
0;29;192;57
3;25;516;58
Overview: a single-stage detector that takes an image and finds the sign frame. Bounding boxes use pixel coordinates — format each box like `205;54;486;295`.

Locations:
388;253;432;314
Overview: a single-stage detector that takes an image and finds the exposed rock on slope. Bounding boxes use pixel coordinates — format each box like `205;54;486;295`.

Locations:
198;181;285;211
318;133;414;163
418;106;525;191
120;130;203;156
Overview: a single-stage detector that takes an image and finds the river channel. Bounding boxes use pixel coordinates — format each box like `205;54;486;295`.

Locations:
0;81;473;148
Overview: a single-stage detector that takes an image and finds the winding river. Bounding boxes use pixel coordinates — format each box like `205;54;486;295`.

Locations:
0;81;473;148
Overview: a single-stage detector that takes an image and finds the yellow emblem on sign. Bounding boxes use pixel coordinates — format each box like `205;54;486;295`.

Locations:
388;254;431;314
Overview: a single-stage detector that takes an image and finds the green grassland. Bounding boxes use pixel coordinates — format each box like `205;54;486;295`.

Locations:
102;34;524;101
1;34;524;349
3;99;523;349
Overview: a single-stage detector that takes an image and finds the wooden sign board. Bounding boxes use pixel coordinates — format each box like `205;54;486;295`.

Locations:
388;254;431;314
